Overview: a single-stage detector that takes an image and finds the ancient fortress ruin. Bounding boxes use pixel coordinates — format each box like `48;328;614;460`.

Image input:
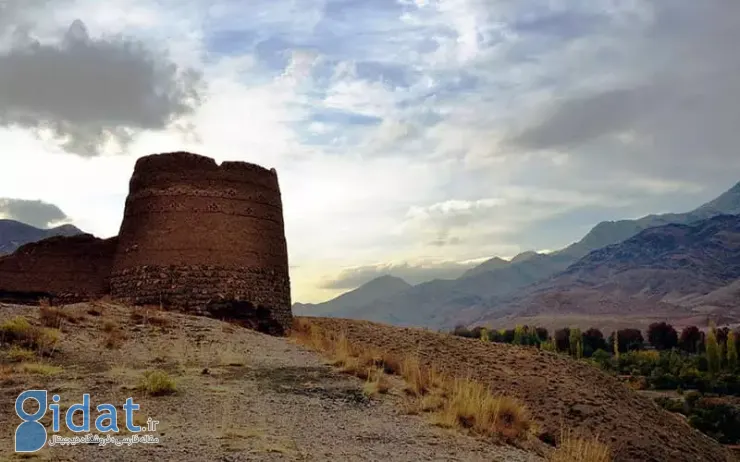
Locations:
0;234;118;304
0;152;293;334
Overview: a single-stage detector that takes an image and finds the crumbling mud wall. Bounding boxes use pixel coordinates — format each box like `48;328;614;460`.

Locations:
109;152;293;333
0;235;118;304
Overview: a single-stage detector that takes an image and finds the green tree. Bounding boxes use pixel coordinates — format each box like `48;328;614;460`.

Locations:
727;331;738;370
706;325;721;375
569;328;583;359
679;326;703;354
513;325;525;345
647;322;679;350
480;327;490;342
554;328;570;352
582;328;607;358
613;330;620;360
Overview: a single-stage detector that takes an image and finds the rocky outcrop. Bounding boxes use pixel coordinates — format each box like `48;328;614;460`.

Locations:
0;234;118;304
109;152;292;333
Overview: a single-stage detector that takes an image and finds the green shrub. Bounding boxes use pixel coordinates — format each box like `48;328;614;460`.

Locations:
649;370;680;390
655;396;684;414
685;390;702;406
0;317;33;341
540;340;557;352
687;398;740;444
138;370;176;396
678;367;702;389
591;349;612;370
0;316;60;355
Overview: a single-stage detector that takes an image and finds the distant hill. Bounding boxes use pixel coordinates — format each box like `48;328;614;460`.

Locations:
510;251;540;263
292;275;411;317
460;257;509;279
295;251;576;328
0;219;84;255
475;214;740;329
551;214;740;296
296;180;740;330
556;181;740;260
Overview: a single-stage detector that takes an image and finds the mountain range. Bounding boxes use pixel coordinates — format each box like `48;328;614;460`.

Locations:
0;219;84;255
295;181;740;330
472;214;740;332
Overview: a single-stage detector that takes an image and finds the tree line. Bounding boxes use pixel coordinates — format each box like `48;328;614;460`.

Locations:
452;322;740;372
452;321;740;444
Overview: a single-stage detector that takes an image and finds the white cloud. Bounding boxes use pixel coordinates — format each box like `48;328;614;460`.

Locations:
1;0;737;303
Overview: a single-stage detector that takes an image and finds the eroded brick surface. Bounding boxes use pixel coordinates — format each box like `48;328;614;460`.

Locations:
0;234;118;304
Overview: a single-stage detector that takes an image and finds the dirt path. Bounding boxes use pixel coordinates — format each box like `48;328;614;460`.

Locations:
0;303;542;462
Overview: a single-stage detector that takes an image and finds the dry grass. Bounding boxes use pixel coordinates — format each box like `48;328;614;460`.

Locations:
16;362;63;376
0;316;61;356
217;345;246;367
550;429;612;462
0;316;33;339
0;363;14;380
103;328;126;349
138;369;177;396
130;308;169;327
399;355;442;396
100;318;126;349
363;367;391;397
39;305;81;328
293;319;402;377
433;377;531;441
291;318;532;443
6;345;37;362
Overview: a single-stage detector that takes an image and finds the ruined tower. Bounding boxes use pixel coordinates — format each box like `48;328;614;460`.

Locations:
109;152;292;333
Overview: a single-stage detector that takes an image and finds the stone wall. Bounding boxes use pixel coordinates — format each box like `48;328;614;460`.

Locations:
110;152;292;333
0;234;118;304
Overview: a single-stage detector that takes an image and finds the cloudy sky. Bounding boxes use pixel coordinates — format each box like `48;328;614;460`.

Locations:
1;0;738;303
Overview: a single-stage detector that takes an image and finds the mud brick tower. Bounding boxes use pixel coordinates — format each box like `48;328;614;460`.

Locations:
109;152;292;333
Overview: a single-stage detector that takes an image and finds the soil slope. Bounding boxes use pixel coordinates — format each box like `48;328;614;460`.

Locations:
306;317;735;462
0;303;539;462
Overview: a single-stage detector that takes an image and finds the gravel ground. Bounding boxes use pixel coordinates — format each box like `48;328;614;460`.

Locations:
0;303;543;462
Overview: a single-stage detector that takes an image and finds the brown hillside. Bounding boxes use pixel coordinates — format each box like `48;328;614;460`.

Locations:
305;317;735;462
